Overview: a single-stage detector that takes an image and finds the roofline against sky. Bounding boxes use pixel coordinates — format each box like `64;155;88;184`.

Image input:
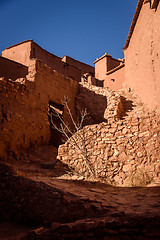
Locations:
123;0;144;50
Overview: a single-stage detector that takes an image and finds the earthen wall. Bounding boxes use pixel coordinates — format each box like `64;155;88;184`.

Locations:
2;41;83;82
104;64;125;90
0;59;79;159
106;56;121;72
124;1;160;111
0;77;50;160
58;84;160;187
2;40;32;66
62;56;94;75
94;54;122;82
94;57;107;80
30;42;64;73
0;56;28;80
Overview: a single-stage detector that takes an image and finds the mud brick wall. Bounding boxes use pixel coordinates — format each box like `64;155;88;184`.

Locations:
34;59;79;127
0;59;79;160
0;77;50;160
124;1;160;111
0;56;28;80
58;86;160;187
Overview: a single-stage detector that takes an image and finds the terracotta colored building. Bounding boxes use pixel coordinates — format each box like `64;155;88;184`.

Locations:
94;53;125;90
0;40;95;159
123;0;160;111
94;0;160;111
2;40;94;83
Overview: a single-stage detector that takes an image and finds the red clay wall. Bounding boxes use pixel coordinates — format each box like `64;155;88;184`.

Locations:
94;54;122;81
62;56;95;75
104;65;125;90
124;1;160;111
34;59;79;124
0;59;79;159
31;43;81;82
2;41;82;82
30;42;64;73
0;56;28;80
107;56;122;72
2;40;32;66
94;56;106;80
0;77;50;160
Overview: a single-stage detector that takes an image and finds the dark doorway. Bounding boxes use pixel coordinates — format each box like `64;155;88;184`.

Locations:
48;101;64;147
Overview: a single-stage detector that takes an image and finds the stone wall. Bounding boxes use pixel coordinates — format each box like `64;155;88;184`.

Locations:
75;82;123;125
58;85;160;187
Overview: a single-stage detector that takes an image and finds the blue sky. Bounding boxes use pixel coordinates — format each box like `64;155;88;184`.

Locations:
0;0;138;66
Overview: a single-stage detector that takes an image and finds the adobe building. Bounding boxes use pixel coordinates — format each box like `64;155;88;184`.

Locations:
123;0;160;111
94;0;160;112
0;40;95;159
0;0;160;160
2;40;94;83
94;53;125;90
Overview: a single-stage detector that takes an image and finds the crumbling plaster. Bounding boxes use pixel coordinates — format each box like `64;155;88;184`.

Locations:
0;58;79;159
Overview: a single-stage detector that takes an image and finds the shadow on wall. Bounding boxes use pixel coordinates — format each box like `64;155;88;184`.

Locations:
75;86;107;125
120;96;136;118
0;57;28;81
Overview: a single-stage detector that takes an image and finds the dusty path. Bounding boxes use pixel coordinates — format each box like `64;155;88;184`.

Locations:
0;145;160;239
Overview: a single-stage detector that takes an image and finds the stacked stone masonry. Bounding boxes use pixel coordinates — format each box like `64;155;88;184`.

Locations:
58;83;160;187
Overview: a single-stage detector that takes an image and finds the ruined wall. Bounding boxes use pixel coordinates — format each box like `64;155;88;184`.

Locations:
0;59;79;159
0;77;50;160
75;82;123;125
34;59;79;124
2;40;32;66
58;85;160;187
104;64;125;90
0;56;28;80
124;1;160;111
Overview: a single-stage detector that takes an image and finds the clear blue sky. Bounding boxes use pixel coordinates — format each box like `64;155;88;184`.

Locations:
0;0;138;66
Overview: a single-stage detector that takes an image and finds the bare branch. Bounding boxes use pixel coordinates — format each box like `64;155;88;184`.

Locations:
48;98;96;177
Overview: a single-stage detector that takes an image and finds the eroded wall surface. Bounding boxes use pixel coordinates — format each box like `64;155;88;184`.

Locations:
124;1;160;111
0;56;28;80
0;59;79;159
0;77;50;160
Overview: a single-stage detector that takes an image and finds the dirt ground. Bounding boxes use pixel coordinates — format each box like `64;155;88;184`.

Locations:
0;145;160;239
